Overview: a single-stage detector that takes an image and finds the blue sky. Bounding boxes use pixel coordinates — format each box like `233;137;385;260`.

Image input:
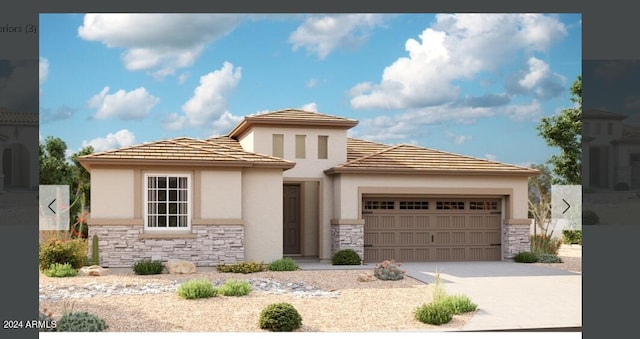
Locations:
39;13;581;166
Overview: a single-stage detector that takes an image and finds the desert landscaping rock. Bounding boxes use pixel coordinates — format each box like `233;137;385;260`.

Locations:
79;265;111;276
164;259;197;274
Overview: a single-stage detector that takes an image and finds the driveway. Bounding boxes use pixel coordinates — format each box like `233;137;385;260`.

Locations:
401;261;582;331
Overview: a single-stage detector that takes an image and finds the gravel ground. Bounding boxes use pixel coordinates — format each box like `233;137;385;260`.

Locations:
39;270;473;332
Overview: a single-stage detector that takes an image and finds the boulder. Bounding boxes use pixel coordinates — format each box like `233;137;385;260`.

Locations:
357;272;376;282
165;259;197;274
79;265;110;276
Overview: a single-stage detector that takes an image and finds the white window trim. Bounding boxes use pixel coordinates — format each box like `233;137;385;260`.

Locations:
143;173;192;232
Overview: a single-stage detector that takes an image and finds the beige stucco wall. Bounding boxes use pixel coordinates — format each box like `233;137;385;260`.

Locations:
242;168;283;262
333;173;530;220
90;168;135;219
245;126;347;178
238;130;255;153
200;170;242;219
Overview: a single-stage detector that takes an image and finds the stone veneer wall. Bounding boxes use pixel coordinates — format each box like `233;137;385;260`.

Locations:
503;222;531;259
331;223;364;260
88;224;244;267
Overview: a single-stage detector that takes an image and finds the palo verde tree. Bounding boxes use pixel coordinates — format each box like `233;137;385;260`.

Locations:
528;163;553;237
537;75;582;185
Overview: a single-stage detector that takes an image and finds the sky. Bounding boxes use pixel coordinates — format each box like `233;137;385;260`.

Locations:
38;13;582;166
583;60;640;126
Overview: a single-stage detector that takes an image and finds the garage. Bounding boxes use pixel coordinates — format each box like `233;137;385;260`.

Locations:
362;197;502;262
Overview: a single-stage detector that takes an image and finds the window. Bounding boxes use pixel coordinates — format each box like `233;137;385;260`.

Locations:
272;134;284;158
318;135;328;159
399;201;429;209
295;135;306;159
364;200;394;210
436;201;465;210
145;174;190;230
469;201;498;210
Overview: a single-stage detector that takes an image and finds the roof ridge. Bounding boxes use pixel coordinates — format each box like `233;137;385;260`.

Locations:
341;143;404;166
398;143;534;170
347;137;393;147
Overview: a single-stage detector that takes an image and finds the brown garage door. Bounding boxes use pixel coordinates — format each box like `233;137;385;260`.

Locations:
362;198;502;262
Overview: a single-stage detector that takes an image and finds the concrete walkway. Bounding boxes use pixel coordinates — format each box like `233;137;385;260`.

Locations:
297;260;582;331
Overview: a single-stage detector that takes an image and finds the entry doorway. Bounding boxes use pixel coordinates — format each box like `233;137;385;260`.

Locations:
283;184;301;255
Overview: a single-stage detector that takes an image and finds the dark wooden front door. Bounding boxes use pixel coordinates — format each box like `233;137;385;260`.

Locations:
283;184;301;255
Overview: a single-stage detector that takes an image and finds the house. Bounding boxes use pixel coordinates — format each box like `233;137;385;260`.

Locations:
79;109;539;267
582;109;640;190
0;108;39;192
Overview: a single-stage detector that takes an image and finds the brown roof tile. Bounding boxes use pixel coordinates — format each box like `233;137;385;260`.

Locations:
228;108;358;138
78;137;295;170
332;141;538;176
0;107;38;124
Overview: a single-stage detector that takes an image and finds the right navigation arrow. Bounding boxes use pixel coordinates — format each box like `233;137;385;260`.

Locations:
562;198;571;214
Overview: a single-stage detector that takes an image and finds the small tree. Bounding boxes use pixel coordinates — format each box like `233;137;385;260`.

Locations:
528;163;554;252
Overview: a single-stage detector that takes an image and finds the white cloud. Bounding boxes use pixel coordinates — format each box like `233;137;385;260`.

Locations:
178;72;189;85
349;14;568;110
446;132;472;145
289;14;387;59
300;102;318;112
484;154;498;161
506;57;566;99
87;86;159;120
78;14;243;78
39;57;49;85
163;62;242;131
211;111;243;134
306;78;318;88
81;129;136;152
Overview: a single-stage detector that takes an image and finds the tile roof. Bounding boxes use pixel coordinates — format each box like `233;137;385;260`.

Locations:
332;140;539;176
228;108;358;138
583;109;627;120
78;137;295;170
0;107;38;124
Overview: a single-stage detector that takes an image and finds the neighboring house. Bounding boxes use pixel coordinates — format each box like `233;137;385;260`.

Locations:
79;109;539;267
0;108;39;192
582;109;640;190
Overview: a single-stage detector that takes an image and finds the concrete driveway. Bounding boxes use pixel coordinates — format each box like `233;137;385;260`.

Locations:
401;261;582;331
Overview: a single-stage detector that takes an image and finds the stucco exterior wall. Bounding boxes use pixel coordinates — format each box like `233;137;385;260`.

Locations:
90;168;135;219
242;168;283;262
0;124;39;190
334;173;530;220
200;170;242;219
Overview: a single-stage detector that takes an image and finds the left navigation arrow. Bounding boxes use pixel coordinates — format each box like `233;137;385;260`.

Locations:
48;199;56;214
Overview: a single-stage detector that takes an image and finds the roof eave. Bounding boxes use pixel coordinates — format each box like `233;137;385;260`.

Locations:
228;118;358;139
78;157;295;171
324;167;539;176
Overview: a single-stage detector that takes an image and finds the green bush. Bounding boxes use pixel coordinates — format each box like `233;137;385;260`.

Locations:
514;251;538;263
132;259;164;275
56;311;108;332
216;261;268;274
218;279;252;297
530;234;562;255
45;263;78;278
258;302;303;332
415;302;453;325
177;279;218;299
331;249;362;265
373;259;406;280
583;210;599;225
268;257;299;271
435;294;478;314
615;182;630;191
537;253;563;263
39;238;88;271
562;229;582;245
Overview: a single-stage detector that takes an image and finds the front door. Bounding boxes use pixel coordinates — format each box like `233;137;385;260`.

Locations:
283;184;301;255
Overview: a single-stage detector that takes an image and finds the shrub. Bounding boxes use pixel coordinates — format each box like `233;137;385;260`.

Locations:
615;182;630;191
216;261;267;274
39;238;88;271
56;311;108;332
373;259;406;280
218;279;252;297
132;259;164;275
530;234;562;255
436;294;478;314
514;251;538;263
45;263;78;278
583;210;599;225
268;257;299;271
415;302;453;325
537;253;563;263
258;302;303;332
177;279;218;299
562;230;582;245
331;249;362;265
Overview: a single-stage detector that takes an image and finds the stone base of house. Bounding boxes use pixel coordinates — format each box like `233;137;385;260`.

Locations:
503;220;531;259
330;221;365;261
88;224;244;268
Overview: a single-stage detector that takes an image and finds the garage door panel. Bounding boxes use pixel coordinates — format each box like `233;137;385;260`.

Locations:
363;197;502;262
